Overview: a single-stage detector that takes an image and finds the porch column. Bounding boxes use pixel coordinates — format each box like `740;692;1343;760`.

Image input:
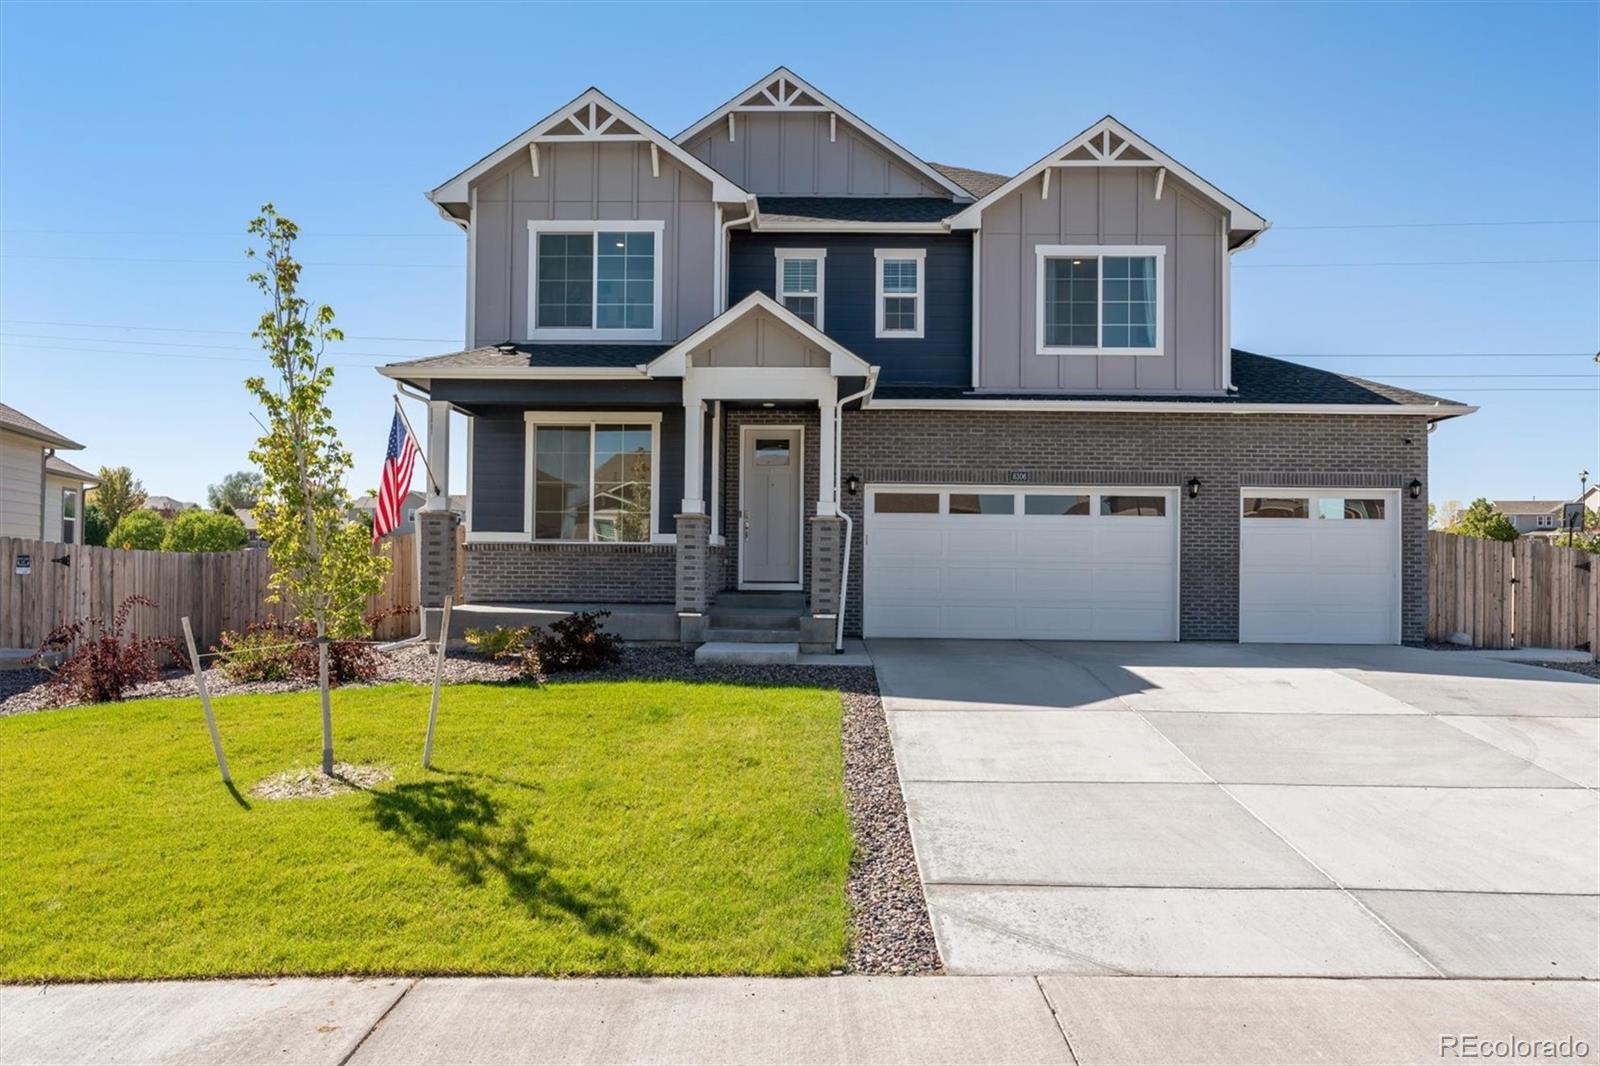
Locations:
816;398;837;516
681;399;705;514
425;400;450;510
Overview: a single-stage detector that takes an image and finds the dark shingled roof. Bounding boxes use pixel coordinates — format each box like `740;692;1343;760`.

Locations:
871;351;1469;413
44;455;98;482
929;162;1011;199
384;343;670;373
756;196;961;224
0;402;82;448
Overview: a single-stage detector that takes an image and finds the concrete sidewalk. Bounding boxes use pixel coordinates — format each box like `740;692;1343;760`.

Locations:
3;975;1596;1066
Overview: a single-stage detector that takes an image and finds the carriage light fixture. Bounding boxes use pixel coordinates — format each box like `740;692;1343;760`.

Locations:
1186;477;1202;500
1409;478;1423;500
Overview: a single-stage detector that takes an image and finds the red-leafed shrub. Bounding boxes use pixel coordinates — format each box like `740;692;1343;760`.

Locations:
32;595;185;704
534;610;622;673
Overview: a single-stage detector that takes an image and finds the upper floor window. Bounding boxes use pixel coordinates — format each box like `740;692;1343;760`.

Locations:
874;248;925;339
527;220;664;341
775;249;826;329
1035;245;1164;356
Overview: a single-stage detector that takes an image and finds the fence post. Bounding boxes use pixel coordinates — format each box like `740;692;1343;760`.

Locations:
181;616;231;786
422;596;453;769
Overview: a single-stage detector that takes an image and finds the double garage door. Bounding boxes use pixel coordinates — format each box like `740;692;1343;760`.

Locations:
862;484;1401;644
864;486;1180;641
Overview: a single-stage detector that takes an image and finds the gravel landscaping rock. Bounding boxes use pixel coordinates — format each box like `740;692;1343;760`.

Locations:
1529;659;1600;681
0;643;940;974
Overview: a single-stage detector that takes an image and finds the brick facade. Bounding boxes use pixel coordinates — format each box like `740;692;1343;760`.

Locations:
838;408;1430;642
415;509;460;608
463;542;676;604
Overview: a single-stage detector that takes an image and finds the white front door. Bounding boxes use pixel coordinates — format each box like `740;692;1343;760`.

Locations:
740;427;803;586
1239;488;1401;644
863;485;1180;640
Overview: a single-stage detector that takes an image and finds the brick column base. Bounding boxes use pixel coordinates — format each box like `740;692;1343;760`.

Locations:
809;515;843;617
416;509;460;608
674;513;711;615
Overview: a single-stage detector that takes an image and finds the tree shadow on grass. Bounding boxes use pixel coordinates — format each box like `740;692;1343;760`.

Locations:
367;779;656;956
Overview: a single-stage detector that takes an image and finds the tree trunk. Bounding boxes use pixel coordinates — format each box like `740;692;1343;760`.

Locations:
316;611;333;776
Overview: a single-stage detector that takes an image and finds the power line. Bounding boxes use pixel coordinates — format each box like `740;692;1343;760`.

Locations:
0;332;417;359
1273;219;1599;231
0;342;393;365
0;318;458;343
1266;353;1591;358
1;254;457;268
1235;257;1598;269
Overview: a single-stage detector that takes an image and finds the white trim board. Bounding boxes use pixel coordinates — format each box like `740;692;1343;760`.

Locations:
646;290;871;379
863;397;1478;420
674;67;972;201
946;115;1268;242
430;87;747;207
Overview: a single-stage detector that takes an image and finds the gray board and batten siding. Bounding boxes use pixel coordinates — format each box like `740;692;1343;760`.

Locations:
682;111;952;198
470;141;718;349
978;166;1226;394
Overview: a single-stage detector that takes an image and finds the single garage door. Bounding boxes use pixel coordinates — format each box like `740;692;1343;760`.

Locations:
1239;488;1401;644
864;485;1179;640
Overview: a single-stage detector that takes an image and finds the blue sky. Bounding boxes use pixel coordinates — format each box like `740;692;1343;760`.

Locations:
1;1;1595;512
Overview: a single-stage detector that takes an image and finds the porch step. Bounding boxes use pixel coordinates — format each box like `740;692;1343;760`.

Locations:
708;590;807;631
703;626;802;644
707;606;806;628
695;641;799;666
712;590;806;609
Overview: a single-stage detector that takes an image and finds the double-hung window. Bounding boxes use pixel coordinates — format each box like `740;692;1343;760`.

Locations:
525;413;661;543
528;220;665;341
874;248;925;338
1035;245;1164;355
775;249;825;328
60;488;78;543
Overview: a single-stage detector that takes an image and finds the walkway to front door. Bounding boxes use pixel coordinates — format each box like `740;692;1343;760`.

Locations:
739;426;802;587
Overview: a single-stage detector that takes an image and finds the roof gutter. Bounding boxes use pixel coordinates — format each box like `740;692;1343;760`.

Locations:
863;397;1479;420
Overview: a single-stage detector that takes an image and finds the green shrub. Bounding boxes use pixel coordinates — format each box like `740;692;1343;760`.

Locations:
214;617;379;685
464;626;527;661
82;502;110;547
107;510;167;551
162;510;247;552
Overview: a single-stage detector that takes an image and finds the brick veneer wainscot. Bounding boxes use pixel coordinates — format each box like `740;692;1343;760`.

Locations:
463;542;676;604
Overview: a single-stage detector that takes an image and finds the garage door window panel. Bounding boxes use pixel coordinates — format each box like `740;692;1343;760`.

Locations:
1244;497;1309;519
1101;495;1167;517
874;492;939;514
949;493;1015;515
1025;494;1090;516
1319;497;1386;520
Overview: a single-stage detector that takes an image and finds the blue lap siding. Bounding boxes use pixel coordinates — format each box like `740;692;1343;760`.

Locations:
727;232;972;387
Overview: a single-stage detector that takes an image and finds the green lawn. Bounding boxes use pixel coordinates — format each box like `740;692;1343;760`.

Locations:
0;679;851;980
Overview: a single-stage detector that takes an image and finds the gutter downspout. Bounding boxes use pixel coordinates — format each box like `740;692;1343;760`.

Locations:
833;366;879;653
715;198;757;314
40;448;54;539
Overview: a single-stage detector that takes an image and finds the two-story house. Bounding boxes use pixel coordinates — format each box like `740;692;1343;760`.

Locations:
380;69;1474;652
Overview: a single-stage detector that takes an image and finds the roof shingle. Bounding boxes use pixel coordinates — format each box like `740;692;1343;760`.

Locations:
0;402;82;449
755;196;961;224
384;343;669;374
928;162;1011;199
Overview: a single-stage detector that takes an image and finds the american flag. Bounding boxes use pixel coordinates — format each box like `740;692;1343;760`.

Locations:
373;410;418;543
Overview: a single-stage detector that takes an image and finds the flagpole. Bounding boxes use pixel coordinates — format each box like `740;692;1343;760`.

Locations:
392;394;442;500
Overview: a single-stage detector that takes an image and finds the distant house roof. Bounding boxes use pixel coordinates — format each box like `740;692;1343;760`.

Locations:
755;196;962;226
929;162;1010;199
0;403;82;449
44;455;98;483
1492;500;1564;516
144;495;198;513
351;491;465;515
870;351;1471;417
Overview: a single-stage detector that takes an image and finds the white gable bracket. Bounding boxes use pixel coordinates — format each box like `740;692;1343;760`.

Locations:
528;143;539;178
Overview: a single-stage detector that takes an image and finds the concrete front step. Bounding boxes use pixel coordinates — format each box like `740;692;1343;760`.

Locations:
707;607;806;628
703;626;803;644
694;641;800;665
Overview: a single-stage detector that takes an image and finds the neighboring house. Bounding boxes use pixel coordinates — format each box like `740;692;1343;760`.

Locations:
378;68;1475;648
351;491;466;537
0;403;98;544
1491;500;1564;536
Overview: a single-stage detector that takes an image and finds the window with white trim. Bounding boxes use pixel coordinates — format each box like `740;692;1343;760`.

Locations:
528;220;664;341
874;248;925;338
526;415;660;542
775;249;825;328
1035;245;1164;355
61;488;78;543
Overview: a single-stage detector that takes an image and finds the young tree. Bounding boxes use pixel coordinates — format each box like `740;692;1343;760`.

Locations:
207;470;263;512
108;509;167;550
83;502;110;547
245;204;389;775
162;510;248;552
1449;497;1519;542
91;466;146;531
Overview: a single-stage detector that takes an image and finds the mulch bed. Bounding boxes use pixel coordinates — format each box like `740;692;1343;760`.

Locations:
0;644;941;975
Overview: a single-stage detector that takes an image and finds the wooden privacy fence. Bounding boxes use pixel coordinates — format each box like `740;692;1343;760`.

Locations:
1427;531;1598;656
0;527;464;651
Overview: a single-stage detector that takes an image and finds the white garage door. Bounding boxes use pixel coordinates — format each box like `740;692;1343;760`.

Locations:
1239;489;1401;644
864;486;1179;641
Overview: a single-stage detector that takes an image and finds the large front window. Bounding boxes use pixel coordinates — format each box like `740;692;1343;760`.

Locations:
529;416;658;542
1036;245;1163;355
528;221;663;340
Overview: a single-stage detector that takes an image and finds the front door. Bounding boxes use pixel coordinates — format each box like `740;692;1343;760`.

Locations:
740;427;803;586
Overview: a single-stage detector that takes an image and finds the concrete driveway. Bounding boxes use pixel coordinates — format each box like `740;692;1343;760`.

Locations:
871;640;1600;978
